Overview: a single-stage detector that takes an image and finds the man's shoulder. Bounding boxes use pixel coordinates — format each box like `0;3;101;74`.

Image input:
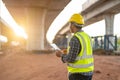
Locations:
71;35;79;41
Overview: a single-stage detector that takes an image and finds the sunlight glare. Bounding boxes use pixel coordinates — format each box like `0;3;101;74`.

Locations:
0;0;28;39
0;35;8;43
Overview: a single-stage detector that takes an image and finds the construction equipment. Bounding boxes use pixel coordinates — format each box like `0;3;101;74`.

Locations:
92;35;117;51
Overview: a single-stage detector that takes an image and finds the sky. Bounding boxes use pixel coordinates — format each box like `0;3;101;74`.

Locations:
46;0;120;43
83;13;120;37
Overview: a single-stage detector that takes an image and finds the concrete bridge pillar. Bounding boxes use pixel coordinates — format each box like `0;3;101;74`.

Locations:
104;14;116;51
26;8;47;51
105;14;114;35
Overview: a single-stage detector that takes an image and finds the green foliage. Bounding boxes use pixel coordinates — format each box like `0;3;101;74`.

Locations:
117;37;120;50
118;37;120;45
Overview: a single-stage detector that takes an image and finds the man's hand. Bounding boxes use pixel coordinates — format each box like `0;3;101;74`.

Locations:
55;50;62;57
62;49;67;54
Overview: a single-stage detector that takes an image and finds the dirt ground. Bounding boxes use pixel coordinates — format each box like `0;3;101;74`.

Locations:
0;48;120;80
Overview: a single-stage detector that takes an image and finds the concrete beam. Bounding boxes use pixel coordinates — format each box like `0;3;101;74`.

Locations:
82;0;120;26
3;0;49;7
3;0;70;10
82;0;106;13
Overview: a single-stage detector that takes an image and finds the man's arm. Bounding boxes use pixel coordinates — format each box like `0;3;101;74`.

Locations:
61;36;81;63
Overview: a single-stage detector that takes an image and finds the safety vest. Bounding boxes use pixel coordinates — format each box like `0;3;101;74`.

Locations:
67;31;94;73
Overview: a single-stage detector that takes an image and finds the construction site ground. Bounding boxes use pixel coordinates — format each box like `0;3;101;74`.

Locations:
0;48;120;80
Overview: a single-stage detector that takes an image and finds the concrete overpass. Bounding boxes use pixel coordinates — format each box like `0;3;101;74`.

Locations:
58;0;120;37
1;0;70;50
1;0;120;51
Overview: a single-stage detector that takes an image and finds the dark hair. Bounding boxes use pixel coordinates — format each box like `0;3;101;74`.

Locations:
71;22;83;29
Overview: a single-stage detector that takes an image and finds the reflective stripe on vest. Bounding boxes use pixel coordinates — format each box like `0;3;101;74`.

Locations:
67;32;94;72
75;55;93;60
68;62;93;68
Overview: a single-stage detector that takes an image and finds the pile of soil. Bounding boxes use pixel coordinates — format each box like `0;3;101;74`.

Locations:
0;49;120;80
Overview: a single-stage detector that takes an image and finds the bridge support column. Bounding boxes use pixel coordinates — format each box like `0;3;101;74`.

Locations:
105;14;114;35
104;14;116;51
26;8;47;51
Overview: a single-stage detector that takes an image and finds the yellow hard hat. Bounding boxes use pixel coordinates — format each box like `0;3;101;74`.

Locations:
69;13;84;25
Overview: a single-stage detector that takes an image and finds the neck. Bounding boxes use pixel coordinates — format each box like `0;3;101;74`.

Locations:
74;29;82;33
